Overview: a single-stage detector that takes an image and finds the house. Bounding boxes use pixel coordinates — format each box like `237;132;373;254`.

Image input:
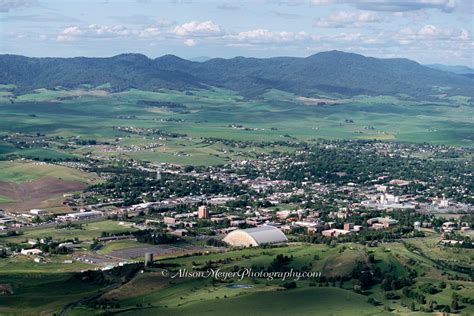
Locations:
442;222;457;232
343;223;354;231
58;242;75;249
28;239;38;245
21;249;43;256
163;217;176;225
170;229;188;237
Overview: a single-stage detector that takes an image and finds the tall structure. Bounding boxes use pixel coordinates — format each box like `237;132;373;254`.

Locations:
198;205;209;219
156;171;162;181
144;252;154;267
440;194;448;208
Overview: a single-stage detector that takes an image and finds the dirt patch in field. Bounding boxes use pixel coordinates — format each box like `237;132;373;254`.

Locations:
0;177;86;212
106;244;209;260
297;96;344;106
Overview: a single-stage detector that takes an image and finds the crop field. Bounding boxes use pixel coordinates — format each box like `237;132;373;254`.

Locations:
0;161;98;212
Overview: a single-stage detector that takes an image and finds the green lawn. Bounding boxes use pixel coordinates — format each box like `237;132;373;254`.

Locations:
97;239;141;255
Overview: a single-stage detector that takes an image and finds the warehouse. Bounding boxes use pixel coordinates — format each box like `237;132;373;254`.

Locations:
223;226;287;247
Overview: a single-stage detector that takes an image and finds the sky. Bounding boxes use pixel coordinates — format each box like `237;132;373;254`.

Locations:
0;0;473;66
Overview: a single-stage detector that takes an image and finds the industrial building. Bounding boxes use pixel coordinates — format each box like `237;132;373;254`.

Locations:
223;226;288;247
58;210;102;221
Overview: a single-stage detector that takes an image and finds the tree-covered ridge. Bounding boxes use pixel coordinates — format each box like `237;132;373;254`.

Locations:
1;51;473;98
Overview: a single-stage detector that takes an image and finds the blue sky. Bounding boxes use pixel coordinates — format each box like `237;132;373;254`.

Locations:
1;0;472;66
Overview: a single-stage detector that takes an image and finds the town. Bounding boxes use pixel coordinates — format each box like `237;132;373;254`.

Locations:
1;139;472;265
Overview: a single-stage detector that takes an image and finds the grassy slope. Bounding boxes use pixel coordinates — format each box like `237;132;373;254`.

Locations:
71;242;473;315
0;240;471;315
118;287;390;316
0;161;96;183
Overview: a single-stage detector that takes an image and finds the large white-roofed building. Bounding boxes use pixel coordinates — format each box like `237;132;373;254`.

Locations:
223;226;288;247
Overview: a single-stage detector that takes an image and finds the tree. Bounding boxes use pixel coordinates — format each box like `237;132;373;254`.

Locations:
451;300;459;310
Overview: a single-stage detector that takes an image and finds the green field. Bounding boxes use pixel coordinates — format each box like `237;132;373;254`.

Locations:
67;242;474;315
97;240;142;255
116;287;390;316
0;161;96;183
0;239;472;315
0;87;472;167
0;220;136;244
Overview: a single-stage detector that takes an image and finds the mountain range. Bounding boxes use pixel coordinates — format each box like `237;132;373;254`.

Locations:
426;64;474;75
1;51;473;98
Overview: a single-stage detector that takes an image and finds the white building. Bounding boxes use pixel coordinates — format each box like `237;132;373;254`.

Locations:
21;249;43;256
223;226;288;247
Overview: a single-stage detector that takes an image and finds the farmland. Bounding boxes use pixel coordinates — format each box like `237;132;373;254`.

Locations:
0;161;98;212
0;87;472;163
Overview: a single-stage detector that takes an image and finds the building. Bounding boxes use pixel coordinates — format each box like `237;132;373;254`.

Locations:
414;221;421;231
59;210;102;221
367;217;398;228
343;223;354;231
30;209;47;215
170;228;188;237
198;205;209;219
145;252;154;267
223;226;288;247
442;222;457;232
322;229;351;237
163;217;176;225
58;242;75;249
20;249;43;256
28;239;38;245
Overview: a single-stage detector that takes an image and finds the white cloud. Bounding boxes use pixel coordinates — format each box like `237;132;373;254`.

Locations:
56;24;164;42
394;24;471;44
315;10;381;28
173;20;221;37
233;29;310;44
350;0;457;13
184;38;197;46
138;27;161;38
311;0;333;4
417;24;438;36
